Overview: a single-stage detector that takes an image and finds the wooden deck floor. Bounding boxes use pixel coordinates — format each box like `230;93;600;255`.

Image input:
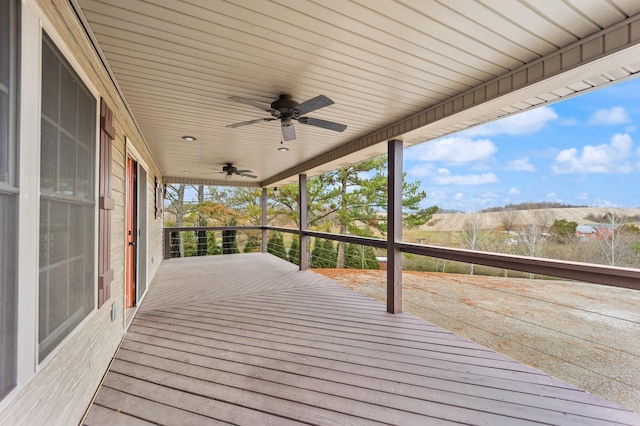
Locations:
84;254;640;425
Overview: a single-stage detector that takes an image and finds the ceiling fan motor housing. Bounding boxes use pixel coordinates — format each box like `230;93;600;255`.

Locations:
270;94;299;118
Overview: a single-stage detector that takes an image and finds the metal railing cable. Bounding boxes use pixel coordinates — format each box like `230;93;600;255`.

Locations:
163;225;640;291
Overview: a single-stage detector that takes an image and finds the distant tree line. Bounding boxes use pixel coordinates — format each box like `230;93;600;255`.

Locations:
584;212;640;223
480;202;587;213
454;208;640;276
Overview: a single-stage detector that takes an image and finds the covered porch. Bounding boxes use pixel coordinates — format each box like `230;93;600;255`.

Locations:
84;254;639;425
5;2;640;424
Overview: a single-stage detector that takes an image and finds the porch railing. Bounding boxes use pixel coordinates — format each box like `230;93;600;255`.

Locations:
164;225;640;291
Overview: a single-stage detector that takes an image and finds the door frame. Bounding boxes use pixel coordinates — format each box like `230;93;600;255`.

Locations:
125;155;137;309
124;138;150;312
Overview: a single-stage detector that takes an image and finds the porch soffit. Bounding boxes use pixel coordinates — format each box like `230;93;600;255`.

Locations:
74;0;640;187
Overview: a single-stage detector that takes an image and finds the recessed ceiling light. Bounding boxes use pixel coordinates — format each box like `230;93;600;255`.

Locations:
183;171;191;174
181;135;197;142
278;146;289;152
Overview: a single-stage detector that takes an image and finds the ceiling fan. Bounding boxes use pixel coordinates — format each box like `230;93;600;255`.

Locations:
219;163;257;180
226;94;347;141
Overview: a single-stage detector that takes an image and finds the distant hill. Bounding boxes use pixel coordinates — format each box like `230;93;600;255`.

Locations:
479;202;587;212
421;207;640;232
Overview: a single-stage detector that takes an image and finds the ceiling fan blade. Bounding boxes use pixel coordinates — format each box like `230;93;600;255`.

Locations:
297;116;347;132
292;95;334;116
240;173;257;179
281;123;296;141
235;169;253;174
226;118;276;128
224;173;232;180
228;96;278;115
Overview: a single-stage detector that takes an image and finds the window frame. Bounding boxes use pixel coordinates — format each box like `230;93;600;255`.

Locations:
36;31;100;363
0;0;20;403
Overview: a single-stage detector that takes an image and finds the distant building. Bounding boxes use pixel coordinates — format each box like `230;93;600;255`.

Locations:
576;224;619;240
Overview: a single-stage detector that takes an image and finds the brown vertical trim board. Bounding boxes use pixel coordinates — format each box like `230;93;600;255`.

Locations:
298;175;309;270
261;188;268;253
154;176;163;219
98;98;115;308
387;140;403;314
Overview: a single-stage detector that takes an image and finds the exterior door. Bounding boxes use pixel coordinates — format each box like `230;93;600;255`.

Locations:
125;156;138;308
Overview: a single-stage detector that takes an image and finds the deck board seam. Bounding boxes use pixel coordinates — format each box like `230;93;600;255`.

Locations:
140;283;318;313
114;349;559;426
110;357;409;425
120;332;634;423
155;305;494;347
123;327;586;400
134;311;536;371
99;381;307;426
181;302;465;336
127;321;584;395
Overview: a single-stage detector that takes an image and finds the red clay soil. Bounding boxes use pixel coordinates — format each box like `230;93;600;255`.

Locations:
312;268;640;413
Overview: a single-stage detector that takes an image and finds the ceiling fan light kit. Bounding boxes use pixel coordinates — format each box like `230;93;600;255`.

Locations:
226;94;347;141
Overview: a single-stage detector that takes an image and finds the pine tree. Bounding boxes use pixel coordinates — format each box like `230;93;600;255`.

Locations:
288;236;300;265
311;238;337;268
243;234;261;253
271;155;437;268
206;231;221;255
222;218;239;254
343;244;379;269
267;231;287;260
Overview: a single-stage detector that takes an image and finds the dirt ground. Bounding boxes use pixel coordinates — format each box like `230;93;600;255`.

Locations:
312;268;640;413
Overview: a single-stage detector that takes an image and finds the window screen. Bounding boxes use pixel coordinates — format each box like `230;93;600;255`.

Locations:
39;34;96;361
0;0;18;401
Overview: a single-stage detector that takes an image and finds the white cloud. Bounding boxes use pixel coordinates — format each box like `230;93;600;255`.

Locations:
425;190;446;202
593;198;615;207
406;164;434;178
508;187;521;195
588;106;630;125
576;192;589;200
432;172;499;185
546;192;562;202
454;192;464;201
559;117;578;126
552;133;634;174
463;106;558;137
506;157;536;172
413;136;496;165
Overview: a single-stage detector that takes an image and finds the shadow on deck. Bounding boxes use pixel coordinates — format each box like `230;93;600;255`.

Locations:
84;254;639;425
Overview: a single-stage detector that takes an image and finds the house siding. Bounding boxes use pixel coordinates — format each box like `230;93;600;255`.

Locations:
0;0;163;424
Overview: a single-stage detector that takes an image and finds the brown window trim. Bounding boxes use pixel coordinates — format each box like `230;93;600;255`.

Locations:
98;98;114;308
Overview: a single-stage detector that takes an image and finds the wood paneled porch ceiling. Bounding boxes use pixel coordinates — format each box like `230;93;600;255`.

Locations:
75;0;640;187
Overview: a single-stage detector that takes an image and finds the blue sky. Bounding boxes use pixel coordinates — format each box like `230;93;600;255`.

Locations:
405;77;640;212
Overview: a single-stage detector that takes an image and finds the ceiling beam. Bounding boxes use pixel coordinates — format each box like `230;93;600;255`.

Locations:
163;176;261;187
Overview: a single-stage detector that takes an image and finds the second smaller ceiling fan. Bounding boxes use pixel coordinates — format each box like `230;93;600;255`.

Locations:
219;163;257;180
